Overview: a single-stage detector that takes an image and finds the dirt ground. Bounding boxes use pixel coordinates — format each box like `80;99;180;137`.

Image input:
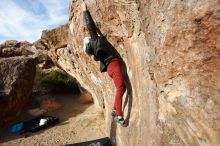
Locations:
0;94;105;146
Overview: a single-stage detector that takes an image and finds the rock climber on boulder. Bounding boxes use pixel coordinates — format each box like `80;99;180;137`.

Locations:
81;0;127;127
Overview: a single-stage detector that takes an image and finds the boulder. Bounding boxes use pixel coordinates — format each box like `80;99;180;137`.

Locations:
0;40;54;69
0;40;33;57
41;24;69;50
0;56;37;125
48;0;220;146
39;24;69;67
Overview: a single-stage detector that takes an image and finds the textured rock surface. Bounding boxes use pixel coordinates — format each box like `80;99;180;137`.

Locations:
39;24;69;67
0;40;33;57
0;57;37;125
0;40;53;68
49;0;220;145
41;24;69;49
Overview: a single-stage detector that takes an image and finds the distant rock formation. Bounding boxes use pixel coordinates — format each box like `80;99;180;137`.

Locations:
45;0;219;146
0;40;54;69
39;24;69;67
0;40;33;57
0;57;36;125
0;24;70;124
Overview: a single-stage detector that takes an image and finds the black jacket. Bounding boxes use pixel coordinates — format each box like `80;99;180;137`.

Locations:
83;10;118;72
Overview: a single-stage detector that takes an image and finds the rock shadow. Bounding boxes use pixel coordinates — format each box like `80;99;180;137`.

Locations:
110;118;117;146
121;60;133;126
0;93;91;144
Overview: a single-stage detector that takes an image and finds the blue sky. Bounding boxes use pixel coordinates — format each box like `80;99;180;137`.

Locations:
0;0;71;43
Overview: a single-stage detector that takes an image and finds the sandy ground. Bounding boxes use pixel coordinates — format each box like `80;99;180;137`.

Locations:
0;94;105;146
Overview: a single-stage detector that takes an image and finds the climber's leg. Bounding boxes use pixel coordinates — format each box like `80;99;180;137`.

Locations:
107;59;126;117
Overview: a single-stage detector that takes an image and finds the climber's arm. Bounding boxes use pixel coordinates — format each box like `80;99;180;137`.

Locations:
81;1;98;39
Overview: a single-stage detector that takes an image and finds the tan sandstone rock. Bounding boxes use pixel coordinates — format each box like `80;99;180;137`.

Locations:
0;40;33;57
48;0;220;146
0;56;37;125
0;40;53;69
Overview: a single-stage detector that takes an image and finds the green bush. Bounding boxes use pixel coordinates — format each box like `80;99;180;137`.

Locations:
33;67;79;94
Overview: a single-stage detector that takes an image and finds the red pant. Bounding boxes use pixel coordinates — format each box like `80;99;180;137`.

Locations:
107;59;126;116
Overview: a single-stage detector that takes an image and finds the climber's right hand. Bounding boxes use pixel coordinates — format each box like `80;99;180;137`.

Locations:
81;0;87;11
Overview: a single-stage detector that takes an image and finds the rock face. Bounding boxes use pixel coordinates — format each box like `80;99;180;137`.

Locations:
0;40;54;69
39;24;69;67
48;0;220;145
0;57;37;125
41;24;69;50
0;40;33;57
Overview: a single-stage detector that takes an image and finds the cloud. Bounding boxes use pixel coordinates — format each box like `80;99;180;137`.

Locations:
0;0;71;42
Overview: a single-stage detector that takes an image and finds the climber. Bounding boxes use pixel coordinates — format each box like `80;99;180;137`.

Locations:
81;0;127;127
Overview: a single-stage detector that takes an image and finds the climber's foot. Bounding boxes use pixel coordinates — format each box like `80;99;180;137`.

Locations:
111;110;128;127
114;116;128;127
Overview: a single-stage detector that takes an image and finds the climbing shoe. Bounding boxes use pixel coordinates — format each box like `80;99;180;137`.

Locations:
111;110;128;127
114;116;127;127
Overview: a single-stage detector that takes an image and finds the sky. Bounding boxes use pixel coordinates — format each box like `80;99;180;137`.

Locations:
0;0;71;43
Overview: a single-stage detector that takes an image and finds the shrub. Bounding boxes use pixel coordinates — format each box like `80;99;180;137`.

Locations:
33;67;79;94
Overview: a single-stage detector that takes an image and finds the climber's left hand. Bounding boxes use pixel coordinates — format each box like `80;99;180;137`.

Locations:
81;0;87;11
